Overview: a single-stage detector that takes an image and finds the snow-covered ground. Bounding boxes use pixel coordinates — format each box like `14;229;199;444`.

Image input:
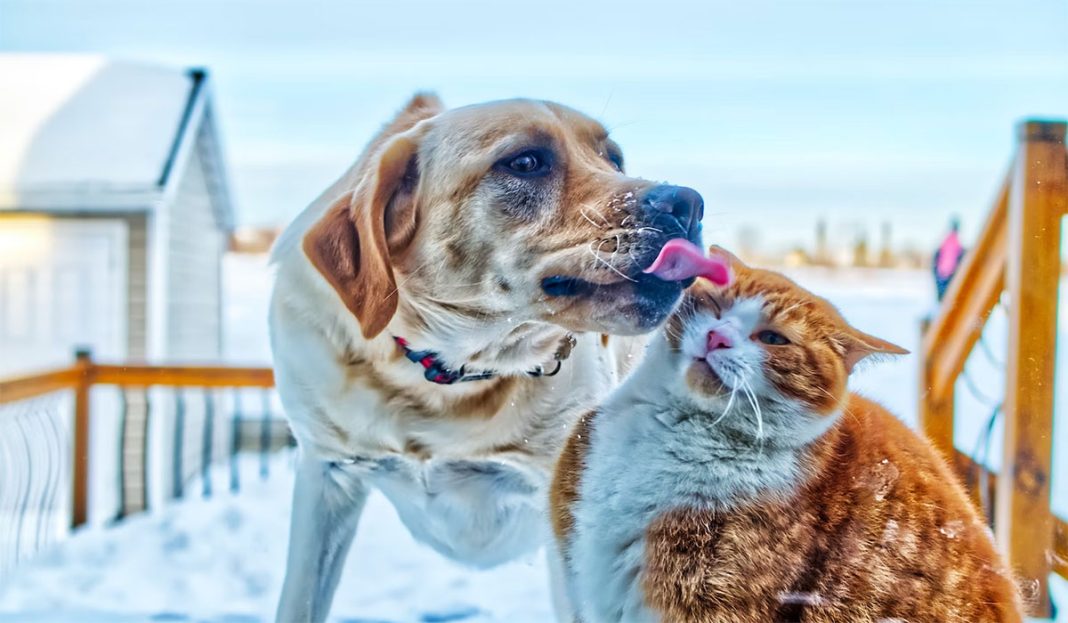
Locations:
0;454;556;623
1;256;1066;621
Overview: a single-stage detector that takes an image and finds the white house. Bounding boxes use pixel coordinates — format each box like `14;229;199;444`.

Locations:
0;55;233;375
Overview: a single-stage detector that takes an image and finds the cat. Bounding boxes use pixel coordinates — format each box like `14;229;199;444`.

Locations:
550;247;1023;623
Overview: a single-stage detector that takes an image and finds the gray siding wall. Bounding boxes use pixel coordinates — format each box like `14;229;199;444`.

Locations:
164;132;224;360
126;214;147;359
150;125;228;506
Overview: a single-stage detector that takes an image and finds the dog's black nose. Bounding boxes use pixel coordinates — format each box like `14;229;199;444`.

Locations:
642;185;704;237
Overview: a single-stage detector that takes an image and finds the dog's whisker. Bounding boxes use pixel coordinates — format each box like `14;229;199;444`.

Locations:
580;208;606;230
587;241;638;283
387;259;439;298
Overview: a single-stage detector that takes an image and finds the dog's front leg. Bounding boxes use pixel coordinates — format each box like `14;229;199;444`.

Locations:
276;452;368;623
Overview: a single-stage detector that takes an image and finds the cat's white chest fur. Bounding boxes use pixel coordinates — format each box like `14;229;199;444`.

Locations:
570;399;682;623
568;339;810;623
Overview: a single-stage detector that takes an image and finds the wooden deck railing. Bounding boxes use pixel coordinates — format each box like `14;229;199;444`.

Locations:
919;119;1068;616
0;350;287;579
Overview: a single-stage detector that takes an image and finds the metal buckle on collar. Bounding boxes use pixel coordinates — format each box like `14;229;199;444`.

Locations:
527;360;563;378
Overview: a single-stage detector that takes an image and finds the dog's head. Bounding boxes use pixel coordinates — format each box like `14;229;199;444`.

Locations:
304;94;705;341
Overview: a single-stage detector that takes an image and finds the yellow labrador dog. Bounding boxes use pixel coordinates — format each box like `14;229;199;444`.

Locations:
270;93;706;622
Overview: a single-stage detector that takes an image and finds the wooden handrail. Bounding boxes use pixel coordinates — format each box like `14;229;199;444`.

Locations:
918;119;1068;616
922;175;1010;399
0;361;274;405
0;366;80;405
918;173;1009;458
0;351;277;530
93;364;274;388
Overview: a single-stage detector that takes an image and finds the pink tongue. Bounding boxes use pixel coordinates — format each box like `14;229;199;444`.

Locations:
643;239;731;286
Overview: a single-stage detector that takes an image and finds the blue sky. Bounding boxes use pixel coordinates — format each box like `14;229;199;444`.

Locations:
2;0;1066;253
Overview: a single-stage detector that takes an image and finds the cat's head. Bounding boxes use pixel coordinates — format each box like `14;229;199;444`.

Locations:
657;247;907;436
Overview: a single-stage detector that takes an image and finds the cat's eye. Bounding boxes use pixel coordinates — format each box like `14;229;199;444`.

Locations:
756;330;790;346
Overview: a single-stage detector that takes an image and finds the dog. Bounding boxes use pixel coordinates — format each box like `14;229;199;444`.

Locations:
269;93;705;622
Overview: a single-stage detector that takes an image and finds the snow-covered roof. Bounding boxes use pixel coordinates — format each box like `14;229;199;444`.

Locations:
0;54;232;228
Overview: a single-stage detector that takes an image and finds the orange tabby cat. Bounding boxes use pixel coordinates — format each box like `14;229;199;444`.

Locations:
550;249;1023;623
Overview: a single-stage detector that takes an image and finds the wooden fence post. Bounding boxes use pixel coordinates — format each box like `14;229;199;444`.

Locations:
71;348;93;529
997;119;1068;616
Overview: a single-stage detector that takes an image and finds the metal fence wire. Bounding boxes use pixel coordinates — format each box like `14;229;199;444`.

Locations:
959;301;1008;525
108;385;292;521
0;393;68;582
0;358;294;583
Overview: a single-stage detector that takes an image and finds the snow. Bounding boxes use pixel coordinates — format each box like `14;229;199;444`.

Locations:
0;454;554;623
1;258;1066;621
0;54;193;206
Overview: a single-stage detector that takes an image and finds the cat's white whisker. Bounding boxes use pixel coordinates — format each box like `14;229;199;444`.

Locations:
712;383;739;426
741;378;764;441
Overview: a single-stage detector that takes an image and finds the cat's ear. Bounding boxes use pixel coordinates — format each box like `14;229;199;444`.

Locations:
842;330;909;374
708;245;747;273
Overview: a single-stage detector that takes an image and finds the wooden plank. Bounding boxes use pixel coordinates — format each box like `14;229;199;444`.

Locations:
918;171;1009;460
92;364;274;388
951;448;997;520
0;363;275;395
996;119;1068;617
1055;518;1068;580
0;367;79;405
923;175;1010;400
947;453;1068;588
918;366;956;461
71;350;92;528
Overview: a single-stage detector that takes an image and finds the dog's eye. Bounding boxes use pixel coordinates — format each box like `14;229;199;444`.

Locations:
510;154;540;173
756;330;790;346
499;150;552;177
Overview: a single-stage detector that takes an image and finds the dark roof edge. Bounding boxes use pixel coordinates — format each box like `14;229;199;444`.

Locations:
157;67;206;188
156;67;235;232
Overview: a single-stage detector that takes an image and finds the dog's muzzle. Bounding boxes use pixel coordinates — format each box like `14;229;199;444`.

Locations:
540;184;706;299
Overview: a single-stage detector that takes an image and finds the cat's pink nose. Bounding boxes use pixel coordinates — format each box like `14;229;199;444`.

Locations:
707;329;732;351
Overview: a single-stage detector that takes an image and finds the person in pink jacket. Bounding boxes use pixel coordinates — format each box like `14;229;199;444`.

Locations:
933;217;964;301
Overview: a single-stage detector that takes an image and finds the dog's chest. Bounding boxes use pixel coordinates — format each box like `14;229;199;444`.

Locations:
335;368;609;568
349;451;547;568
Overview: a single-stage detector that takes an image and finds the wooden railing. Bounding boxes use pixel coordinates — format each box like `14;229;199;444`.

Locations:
0;350;287;578
919;119;1068;616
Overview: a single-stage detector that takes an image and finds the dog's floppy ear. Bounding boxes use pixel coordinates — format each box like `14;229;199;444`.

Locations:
303;95;440;338
367;92;443;153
